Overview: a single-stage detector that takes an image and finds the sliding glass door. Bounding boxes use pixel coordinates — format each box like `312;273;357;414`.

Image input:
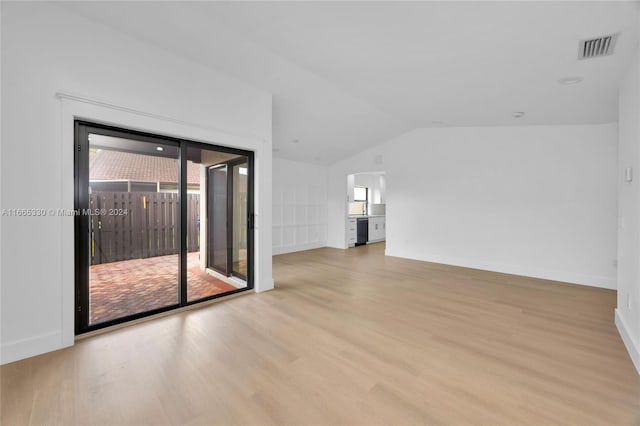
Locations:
75;121;254;333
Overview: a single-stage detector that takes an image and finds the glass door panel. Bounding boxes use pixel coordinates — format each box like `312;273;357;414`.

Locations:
185;146;248;302
232;161;248;279
86;133;180;326
208;164;228;274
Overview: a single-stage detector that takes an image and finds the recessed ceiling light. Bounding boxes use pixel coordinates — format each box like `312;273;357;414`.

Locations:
291;139;300;144
513;112;525;118
156;146;164;151
558;76;584;85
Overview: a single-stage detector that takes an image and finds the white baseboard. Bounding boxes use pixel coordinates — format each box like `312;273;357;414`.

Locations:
1;331;67;365
367;238;385;244
326;243;347;250
272;242;326;256
616;309;640;375
256;277;274;292
384;248;616;290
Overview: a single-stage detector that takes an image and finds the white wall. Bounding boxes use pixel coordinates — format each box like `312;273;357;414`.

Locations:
347;174;355;203
353;173;385;204
0;3;3;361
273;158;328;255
616;16;640;373
379;175;386;204
1;2;273;364
329;124;618;289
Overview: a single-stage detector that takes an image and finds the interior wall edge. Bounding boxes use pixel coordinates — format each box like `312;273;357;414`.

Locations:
0;331;65;365
616;309;640;375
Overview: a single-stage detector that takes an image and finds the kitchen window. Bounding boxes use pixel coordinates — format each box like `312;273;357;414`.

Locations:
354;186;368;202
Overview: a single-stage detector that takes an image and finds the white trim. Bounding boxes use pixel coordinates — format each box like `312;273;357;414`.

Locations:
1;332;64;365
55;91;264;142
327;242;348;250
384;248;617;289
616;309;640;375
273;242;327;256
255;277;275;293
367;238;386;244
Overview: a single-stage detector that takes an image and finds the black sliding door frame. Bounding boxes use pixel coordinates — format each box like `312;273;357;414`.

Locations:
228;157;250;281
205;157;250;280
207;163;229;276
74;120;255;334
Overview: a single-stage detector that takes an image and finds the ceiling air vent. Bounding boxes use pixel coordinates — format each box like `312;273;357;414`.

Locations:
578;34;618;59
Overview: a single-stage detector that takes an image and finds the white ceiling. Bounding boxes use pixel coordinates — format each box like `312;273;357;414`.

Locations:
58;1;639;165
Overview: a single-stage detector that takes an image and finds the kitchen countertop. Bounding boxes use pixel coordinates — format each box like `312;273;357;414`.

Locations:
348;214;385;219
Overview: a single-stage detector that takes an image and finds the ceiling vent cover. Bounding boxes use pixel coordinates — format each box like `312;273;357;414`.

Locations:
578;34;618;59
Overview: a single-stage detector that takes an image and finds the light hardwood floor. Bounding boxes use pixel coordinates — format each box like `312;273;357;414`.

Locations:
2;243;639;425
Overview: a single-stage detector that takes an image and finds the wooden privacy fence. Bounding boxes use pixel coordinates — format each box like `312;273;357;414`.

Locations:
90;191;200;265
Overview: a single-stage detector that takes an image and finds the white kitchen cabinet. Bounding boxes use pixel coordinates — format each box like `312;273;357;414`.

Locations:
347;218;357;247
368;216;386;242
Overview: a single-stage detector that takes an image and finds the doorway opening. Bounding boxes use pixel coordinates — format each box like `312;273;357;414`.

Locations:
346;172;386;248
74;121;254;333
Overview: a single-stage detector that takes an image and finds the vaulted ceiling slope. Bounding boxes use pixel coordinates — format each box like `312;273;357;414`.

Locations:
57;1;639;165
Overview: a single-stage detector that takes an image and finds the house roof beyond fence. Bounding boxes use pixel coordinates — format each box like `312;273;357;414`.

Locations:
89;150;201;185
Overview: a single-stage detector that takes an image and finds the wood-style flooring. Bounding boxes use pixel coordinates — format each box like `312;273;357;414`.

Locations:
2;243;639;425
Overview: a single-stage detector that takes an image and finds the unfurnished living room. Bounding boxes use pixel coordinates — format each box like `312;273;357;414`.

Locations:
1;1;640;425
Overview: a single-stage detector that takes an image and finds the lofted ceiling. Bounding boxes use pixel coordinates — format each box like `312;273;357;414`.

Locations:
57;1;639;165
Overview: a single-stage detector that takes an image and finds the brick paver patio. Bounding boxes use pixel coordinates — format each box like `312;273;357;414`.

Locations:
89;252;240;324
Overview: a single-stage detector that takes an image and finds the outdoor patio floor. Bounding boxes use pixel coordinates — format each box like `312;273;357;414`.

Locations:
89;252;241;325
